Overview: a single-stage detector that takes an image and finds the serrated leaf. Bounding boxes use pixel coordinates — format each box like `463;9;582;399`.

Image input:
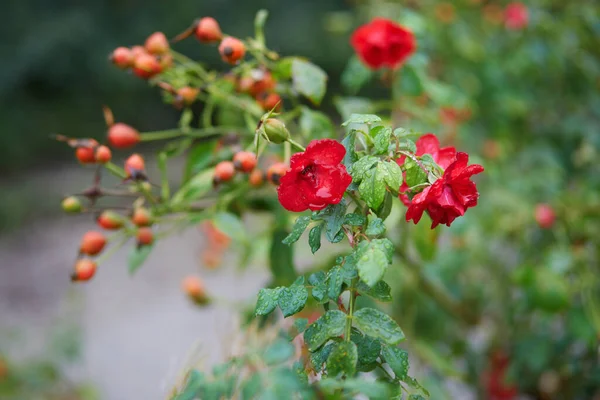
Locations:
213;212;246;244
270;229;297;286
365;216;386;236
350;156;379;183
310;342;333;372
309;271;328;303
292;59;327;105
341;55;373;94
299;107;335;139
294;318;309;334
381;160;403;192
375;191;393;220
327;266;344;300
172;168;213;204
343;213;366;226
359;164;387;210
403;376;430;398
308;224;323;254
128;244;154;274
255;288;282;316
342;113;382;127
357;280;392;302
264;339;295;365
341;130;358;171
353;308;405;345
400;138;417;153
327;341;358;377
351;331;381;370
278;278;308;318
313;201;347;242
304;310;346;352
404;159;428;188
370;238;394;262
282;216;311;245
241;374;262;400
381;344;409;380
356;243;389;287
341;253;358;280
372;126;392;155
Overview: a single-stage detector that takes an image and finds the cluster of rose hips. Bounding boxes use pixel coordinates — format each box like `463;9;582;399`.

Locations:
231;68;282;111
110;31;172;80
212;149;288;188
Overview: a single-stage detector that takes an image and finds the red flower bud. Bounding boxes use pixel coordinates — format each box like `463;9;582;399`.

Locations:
256;92;282;111
218;37;246;64
62;196;82;213
97;211;124;230
233;151;257;173
108;123;140;149
267;162;289;186
110;47;134;69
213;161;236;183
136;227;154;246
72;259;97;282
132;207;152;227
124;153;146;179
535;204;555;229
195;17;222;43
145;32;169;55
80;231;107;256
95;145;112;163
133;53;162;79
249;169;265;187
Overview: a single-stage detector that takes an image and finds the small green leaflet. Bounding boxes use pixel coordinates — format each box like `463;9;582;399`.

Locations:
371;126;392;155
358;165;387;210
353;308;405;345
282;216;311;245
342;113;382;127
351;331;382;371
308;224;323;254
404;158;428;188
312;201;347;242
128;244;154;275
341;130;358;171
326;341;358;377
343;213;366;226
365;216;386;236
292;59;327;105
212;212;246;244
350;155;379;183
327;265;344;300
310;342;333;372
357;280;392;302
255;287;282;316
303;310;346;352
308;271;328;303
278;277;308;317
381;343;409;380
356;241;389;287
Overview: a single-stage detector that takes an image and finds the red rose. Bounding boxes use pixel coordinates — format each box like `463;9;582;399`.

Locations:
504;2;528;30
484;351;518;400
397;134;456;206
406;152;484;228
277;139;352;212
351;18;416;70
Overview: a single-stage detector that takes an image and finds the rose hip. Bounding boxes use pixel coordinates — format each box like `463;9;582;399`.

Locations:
218;37;246;64
195;17;222;43
80;231;107;256
108;123;140;149
72;259;97;282
233;151;257;173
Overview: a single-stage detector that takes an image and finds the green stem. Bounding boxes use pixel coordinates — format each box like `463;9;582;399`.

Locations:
345;278;358;342
287;138;306;152
140;129;185;141
104;162;127;179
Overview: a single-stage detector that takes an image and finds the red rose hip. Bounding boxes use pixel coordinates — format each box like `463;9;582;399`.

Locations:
145;32;169;55
124;153;146;179
80;231;107;255
108;123;140;148
133;53;162;79
535;204;555;229
213;161;236;183
195;17;222;43
97;211;124;230
110;47;134;69
95;145;112;163
218;37;246;64
72;259;97;282
267;162;289;186
136;227;154;246
132;207;152;227
75;146;97;164
249;169;264;187
233;151;257;173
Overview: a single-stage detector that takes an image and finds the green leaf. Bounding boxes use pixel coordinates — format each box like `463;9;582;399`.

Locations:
326;341;358;377
327;266;344;300
371;126;392;155
341;130;358;171
370;238;394;262
172;168;213;204
308;224;323;254
264;339;295;365
381;160;403;193
293;318;309;334
335;97;374;122
241;374;263;400
292;59;327;105
403;376;430;398
375;191;394;220
365;216;386;236
128;244;154;275
351;331;382;371
356;242;389;287
309;272;328;303
303;310;346;351
358;164;387;210
381;344;409;380
313;201;347;242
173;369;204;400
184;141;216;182
353;308;405;345
310;342;333;372
318;378;391;400
270;229;297;286
343;213;366;226
213;212;246;244
278;277;309;318
404;158;428;188
395;64;424;97
282;216;311;245
255;288;282;316
178;108;194;130
357;280;392;302
350;156;379;183
341;55;374;94
299;107;335;139
342;113;382;127
400;138;418;153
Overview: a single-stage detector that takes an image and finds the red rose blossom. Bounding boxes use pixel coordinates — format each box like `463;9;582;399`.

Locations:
406;152;484;228
351;18;416;70
397;133;457;206
504;2;528;30
277;139;352;212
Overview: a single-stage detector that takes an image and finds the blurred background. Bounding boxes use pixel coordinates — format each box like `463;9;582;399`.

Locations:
1;0;599;399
